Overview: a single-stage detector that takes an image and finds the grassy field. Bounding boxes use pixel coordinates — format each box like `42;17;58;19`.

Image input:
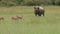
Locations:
0;6;60;34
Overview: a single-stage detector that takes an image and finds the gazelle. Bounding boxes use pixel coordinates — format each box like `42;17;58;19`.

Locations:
0;16;4;20
12;15;22;20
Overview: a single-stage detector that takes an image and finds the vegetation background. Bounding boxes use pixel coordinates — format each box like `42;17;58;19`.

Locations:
0;0;60;6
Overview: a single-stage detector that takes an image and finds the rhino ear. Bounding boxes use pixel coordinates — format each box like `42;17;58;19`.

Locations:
34;7;36;9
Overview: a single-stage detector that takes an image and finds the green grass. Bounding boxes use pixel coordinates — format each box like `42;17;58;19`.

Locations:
0;6;60;34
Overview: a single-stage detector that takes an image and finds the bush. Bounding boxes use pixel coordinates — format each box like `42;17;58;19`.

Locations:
55;0;60;5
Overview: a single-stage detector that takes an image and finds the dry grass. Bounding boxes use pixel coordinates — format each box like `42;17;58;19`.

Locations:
0;6;60;34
